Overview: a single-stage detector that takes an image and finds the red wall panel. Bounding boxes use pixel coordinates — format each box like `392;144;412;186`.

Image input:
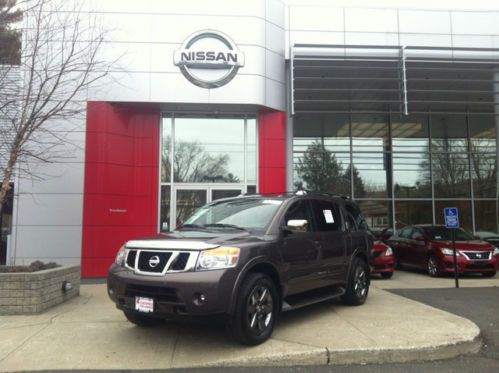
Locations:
82;102;160;278
258;111;287;194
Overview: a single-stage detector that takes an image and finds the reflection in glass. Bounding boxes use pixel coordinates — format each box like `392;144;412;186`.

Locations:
434;200;473;233
211;189;243;201
294;140;351;195
176;189;207;228
391;114;429;152
161;118;172;182
246;118;257;184
393;153;431;198
160;186;171;232
474;200;499;234
352;153;389;198
357;201;392;229
431;115;468;152
395;201;432;227
432;152;471;198
174;117;245;183
351;114;389;151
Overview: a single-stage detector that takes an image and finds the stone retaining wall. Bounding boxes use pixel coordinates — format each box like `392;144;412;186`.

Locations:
0;265;80;315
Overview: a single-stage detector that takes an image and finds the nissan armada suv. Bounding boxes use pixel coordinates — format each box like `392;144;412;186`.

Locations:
107;192;372;345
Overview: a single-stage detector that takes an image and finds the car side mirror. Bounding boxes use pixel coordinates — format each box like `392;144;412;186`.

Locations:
474;235;481;240
415;236;426;242
282;219;308;234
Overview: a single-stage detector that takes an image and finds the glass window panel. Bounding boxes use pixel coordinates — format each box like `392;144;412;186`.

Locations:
176;189;207;227
352;152;389;198
161;117;172;182
351;114;389;151
395;200;433;228
160;185;171;232
211;189;242;201
294;142;351;195
471;152;497;198
357;201;393;230
431;114;468;152
432;152;471;198
434;200;473;233
246;117;257;184
469;115;497;140
391;114;429;152
294;114;350;152
247;185;257;194
474;200;499;235
174;117;245;183
393;152;431;198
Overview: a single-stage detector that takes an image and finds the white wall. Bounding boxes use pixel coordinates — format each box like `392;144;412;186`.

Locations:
286;2;499;58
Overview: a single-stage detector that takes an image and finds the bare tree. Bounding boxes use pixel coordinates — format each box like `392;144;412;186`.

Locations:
0;0;115;216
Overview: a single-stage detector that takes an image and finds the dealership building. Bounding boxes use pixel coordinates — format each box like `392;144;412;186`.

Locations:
1;0;498;277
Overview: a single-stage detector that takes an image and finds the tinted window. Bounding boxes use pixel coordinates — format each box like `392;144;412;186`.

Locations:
425;227;474;241
411;229;424;240
345;203;368;230
398;227;413;238
284;200;314;233
311;199;342;232
346;213;357;232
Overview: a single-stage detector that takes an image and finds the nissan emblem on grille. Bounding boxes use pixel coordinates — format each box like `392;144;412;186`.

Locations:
149;256;160;268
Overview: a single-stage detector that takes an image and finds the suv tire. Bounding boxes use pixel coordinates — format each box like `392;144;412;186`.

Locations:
229;273;278;345
124;310;163;327
342;258;370;306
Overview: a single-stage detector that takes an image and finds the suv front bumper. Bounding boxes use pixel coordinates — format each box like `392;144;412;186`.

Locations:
107;264;239;317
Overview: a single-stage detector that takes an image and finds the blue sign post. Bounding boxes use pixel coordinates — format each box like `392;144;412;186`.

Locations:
444;207;460;288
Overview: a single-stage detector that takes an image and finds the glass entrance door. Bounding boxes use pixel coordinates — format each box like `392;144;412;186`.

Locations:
171;186;244;230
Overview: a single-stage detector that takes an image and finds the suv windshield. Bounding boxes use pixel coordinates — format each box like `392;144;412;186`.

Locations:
182;198;283;231
425;227;474;241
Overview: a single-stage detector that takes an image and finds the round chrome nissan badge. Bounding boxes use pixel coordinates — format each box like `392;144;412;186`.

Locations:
174;30;245;88
149;256;160;268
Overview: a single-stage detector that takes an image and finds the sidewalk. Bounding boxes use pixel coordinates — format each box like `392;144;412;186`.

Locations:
0;275;484;371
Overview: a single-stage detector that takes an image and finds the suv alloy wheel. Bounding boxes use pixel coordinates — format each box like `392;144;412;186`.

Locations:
229;273;278;345
342;258;370;305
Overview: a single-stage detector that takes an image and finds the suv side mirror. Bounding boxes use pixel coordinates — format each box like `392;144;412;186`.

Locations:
283;219;308;234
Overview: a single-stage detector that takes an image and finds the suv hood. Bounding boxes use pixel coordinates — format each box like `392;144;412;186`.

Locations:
125;230;257;251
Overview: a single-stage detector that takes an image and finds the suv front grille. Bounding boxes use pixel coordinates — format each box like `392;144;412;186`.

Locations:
125;249;194;275
462;251;491;260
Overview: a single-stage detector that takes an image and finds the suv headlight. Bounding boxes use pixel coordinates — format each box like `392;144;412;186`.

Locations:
115;246;126;266
493;247;499;256
385;247;393;256
441;247;460;256
197;247;240;271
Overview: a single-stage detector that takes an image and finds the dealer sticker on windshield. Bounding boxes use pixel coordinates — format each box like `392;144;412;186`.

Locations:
135;297;154;313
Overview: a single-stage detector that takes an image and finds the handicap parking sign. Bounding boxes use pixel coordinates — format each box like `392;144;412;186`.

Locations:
444;207;459;228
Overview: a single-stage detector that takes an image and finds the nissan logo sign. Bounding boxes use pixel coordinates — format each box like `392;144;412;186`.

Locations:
174;30;245;89
149;256;160;268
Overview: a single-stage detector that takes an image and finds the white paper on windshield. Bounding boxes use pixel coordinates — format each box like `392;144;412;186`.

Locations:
323;209;334;223
262;200;282;205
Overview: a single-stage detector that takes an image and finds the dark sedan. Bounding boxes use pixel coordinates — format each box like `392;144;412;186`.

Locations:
388;225;499;277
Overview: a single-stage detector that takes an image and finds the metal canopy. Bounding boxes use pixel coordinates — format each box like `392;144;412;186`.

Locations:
290;44;499;116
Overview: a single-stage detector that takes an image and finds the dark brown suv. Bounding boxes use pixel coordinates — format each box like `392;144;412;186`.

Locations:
107;192;372;345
